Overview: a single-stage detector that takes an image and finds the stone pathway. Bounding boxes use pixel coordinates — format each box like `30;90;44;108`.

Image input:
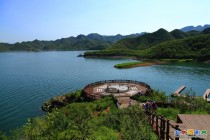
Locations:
116;96;138;109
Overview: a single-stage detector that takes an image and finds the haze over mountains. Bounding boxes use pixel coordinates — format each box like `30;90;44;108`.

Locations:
0;33;145;51
0;24;209;51
180;24;210;32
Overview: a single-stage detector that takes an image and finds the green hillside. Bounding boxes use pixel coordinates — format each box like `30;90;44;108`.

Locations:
0;33;143;51
10;40;52;51
140;34;210;60
202;28;210;34
0;91;157;140
42;35;112;51
186;30;201;36
84;49;140;57
4;36;112;51
170;29;189;39
87;33;144;43
84;28;210;61
0;43;11;51
2;88;210;139
111;28;205;50
112;28;174;50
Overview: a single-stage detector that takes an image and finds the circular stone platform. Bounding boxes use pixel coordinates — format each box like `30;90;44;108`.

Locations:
106;85;129;93
83;80;151;100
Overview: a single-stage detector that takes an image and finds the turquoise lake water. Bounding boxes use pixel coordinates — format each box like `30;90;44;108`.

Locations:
0;51;210;132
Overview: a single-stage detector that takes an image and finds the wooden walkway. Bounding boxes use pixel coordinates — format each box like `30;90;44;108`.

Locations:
203;89;210;102
177;114;210;140
173;85;186;95
147;112;183;140
147;113;210;140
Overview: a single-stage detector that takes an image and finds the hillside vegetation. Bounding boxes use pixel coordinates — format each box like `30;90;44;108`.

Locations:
0;91;158;140
84;28;210;61
140;34;210;60
109;28;205;50
1;89;210;139
112;29;174;50
0;33;142;51
114;61;166;68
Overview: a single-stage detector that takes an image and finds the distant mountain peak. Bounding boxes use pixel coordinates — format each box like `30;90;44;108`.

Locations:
180;24;210;32
171;29;181;32
157;28;168;31
87;33;100;36
116;34;122;36
76;34;86;39
155;28;169;33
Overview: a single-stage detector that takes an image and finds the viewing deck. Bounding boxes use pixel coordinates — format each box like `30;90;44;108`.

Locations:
83;80;152;100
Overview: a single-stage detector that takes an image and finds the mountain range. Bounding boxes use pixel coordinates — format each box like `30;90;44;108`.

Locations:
0;33;144;51
180;24;210;32
108;27;210;50
0;24;209;52
84;27;210;61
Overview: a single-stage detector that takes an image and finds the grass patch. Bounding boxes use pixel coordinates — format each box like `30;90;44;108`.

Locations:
114;60;167;69
160;59;194;62
6;95;158;140
131;90;167;103
156;107;180;120
114;61;143;68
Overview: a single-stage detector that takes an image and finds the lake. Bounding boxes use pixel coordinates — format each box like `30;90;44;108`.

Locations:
0;51;210;132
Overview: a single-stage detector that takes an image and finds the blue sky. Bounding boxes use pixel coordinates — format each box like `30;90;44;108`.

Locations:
0;0;209;43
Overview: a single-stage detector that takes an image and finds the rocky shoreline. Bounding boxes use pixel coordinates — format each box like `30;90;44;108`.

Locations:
41;90;84;112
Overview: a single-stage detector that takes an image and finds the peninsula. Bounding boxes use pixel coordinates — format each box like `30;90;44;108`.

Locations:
84;28;210;62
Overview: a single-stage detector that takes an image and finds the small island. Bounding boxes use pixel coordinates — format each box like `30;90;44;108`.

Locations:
114;61;166;68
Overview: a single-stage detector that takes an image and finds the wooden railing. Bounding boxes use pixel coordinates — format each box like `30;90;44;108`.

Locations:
147;112;181;140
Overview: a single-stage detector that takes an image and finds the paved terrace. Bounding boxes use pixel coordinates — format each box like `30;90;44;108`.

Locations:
83;80;151;100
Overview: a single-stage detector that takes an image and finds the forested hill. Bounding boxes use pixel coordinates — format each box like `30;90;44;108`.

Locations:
0;33;143;51
84;28;210;61
112;28;175;50
111;28;209;50
140;34;210;60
